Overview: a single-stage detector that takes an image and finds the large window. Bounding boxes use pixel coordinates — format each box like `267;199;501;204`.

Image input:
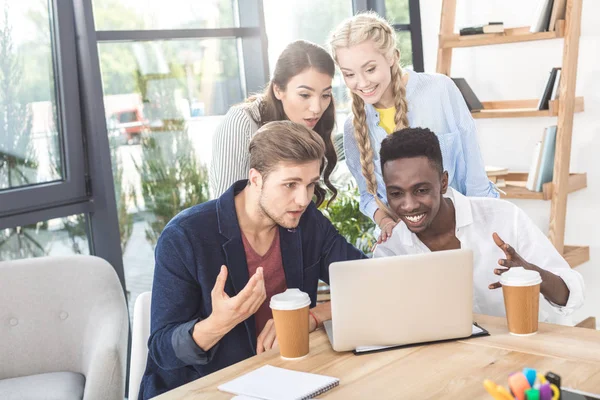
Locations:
0;1;91;266
0;2;61;191
98;38;245;309
92;0;263;311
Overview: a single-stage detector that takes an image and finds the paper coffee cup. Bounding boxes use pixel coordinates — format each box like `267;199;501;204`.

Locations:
500;267;542;336
270;289;311;359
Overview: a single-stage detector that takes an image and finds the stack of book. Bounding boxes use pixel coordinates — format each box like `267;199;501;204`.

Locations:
526;126;558;192
459;22;504;36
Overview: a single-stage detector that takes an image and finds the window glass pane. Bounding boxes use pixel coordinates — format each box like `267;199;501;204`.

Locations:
385;0;410;24
263;0;353;135
92;0;238;30
0;1;62;191
396;31;413;69
0;214;90;260
99;38;242;306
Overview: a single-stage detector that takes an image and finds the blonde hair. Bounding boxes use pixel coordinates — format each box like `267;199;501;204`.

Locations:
328;12;409;218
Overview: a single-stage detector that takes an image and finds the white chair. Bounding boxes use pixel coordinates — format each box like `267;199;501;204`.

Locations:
129;292;152;400
0;255;129;400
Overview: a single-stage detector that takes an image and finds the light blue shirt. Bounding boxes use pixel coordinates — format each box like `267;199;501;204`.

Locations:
343;71;499;221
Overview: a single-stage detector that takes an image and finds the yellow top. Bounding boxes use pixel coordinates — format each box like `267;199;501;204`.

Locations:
375;106;396;134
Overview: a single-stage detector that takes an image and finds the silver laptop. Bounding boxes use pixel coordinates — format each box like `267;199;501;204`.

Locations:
325;249;474;352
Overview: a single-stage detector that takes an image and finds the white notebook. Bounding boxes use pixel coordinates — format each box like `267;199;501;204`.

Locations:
218;365;339;400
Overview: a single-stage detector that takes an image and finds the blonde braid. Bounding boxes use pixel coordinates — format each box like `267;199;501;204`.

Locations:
374;21;409;131
350;92;393;219
390;57;410;131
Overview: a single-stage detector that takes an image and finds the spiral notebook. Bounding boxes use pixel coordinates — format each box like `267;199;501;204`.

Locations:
218;365;339;400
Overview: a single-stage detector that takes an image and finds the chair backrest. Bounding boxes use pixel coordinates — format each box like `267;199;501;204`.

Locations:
129;291;152;400
0;255;127;380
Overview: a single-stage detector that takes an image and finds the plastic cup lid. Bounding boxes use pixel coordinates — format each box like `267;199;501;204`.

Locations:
270;288;311;310
499;267;542;287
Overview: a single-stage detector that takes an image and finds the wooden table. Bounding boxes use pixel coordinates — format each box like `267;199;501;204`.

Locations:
156;314;600;399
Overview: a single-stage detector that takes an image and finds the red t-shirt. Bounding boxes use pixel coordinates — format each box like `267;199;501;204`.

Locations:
241;229;287;335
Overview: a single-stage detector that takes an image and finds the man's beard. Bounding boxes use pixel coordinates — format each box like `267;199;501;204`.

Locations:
258;196;299;230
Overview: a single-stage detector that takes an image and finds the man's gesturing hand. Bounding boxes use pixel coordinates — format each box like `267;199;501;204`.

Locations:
209;265;266;334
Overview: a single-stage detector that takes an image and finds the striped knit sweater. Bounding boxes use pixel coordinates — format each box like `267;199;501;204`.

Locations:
209;98;261;198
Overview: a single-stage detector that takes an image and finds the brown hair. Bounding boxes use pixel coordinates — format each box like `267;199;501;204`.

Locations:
249;120;327;206
328;12;409;217
247;40;338;203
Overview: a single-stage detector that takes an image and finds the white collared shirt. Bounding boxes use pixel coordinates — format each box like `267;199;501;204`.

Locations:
373;188;584;324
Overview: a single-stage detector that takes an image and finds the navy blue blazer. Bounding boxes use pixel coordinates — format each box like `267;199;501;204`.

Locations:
139;180;366;399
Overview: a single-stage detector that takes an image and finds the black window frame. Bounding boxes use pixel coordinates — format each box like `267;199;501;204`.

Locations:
0;1;89;224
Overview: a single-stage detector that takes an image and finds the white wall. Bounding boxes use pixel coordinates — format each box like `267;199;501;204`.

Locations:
420;0;600;327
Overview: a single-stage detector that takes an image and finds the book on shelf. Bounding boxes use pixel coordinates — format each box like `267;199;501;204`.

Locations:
459;22;504;36
535;126;558;192
530;0;555;33
548;0;567;31
526;126;558;192
551;68;562;100
526;140;543;191
451;78;484;112
537;67;560;110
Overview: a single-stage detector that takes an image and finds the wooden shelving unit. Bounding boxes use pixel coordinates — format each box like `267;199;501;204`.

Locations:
564;245;591;269
500;172;587;201
440;21;565;48
437;0;588;268
473;98;584;119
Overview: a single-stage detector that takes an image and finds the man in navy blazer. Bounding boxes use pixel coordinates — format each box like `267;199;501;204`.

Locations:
139;121;366;399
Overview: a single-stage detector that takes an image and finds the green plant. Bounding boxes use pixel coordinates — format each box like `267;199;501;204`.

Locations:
320;184;376;254
135;132;209;246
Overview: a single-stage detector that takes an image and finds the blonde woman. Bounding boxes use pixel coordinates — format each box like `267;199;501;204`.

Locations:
328;12;497;241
